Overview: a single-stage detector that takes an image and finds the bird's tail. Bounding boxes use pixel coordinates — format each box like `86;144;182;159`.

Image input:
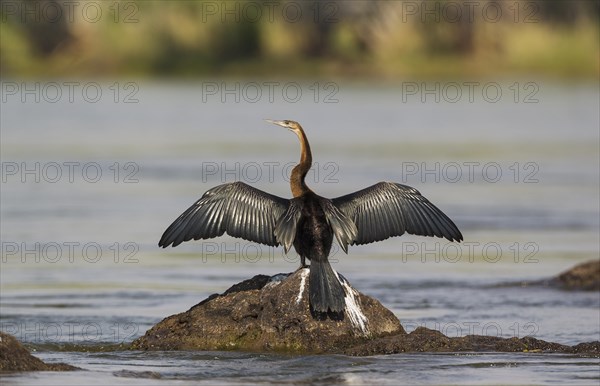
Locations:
309;259;346;313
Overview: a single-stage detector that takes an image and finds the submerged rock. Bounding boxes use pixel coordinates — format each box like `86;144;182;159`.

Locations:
131;268;404;353
0;332;76;372
551;260;600;291
132;269;599;356
516;260;600;291
343;327;599;356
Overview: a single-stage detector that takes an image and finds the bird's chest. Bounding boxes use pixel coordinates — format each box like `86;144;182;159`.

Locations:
293;201;333;259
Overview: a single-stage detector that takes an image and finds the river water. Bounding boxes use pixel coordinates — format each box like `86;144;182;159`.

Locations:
1;80;598;385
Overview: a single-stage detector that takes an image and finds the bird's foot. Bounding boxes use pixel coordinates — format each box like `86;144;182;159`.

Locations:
299;256;309;270
296;264;309;272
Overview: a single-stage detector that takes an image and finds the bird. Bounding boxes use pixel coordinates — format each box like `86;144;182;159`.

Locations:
159;120;463;316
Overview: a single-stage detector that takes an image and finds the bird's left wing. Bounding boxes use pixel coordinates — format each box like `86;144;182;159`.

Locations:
159;181;289;248
332;181;463;245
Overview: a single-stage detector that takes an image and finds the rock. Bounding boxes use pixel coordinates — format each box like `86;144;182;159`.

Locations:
551;260;600;291
131;268;405;353
0;332;76;372
343;327;599;356
517;260;600;291
132;269;600;356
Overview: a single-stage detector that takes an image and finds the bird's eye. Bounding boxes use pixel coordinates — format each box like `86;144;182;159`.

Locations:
284;120;290;125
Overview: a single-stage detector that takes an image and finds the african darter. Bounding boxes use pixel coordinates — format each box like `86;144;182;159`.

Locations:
159;120;462;314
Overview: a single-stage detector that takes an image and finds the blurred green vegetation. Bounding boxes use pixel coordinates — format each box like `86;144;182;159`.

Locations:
1;0;598;79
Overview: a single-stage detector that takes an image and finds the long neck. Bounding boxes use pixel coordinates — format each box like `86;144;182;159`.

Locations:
290;126;313;197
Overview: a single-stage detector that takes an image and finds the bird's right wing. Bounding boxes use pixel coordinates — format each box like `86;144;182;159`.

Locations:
159;181;289;248
332;181;463;245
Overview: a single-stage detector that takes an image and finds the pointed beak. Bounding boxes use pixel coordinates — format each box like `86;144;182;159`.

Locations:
265;119;287;128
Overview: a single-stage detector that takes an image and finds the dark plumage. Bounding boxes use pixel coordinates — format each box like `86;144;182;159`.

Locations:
159;120;463;315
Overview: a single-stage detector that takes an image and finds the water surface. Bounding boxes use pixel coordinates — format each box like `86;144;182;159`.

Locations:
1;80;599;385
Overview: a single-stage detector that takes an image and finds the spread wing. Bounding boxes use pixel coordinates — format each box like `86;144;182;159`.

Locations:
332;182;462;245
274;198;302;253
319;198;358;253
159;182;289;248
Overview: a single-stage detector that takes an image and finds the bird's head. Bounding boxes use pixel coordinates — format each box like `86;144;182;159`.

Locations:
265;119;302;133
